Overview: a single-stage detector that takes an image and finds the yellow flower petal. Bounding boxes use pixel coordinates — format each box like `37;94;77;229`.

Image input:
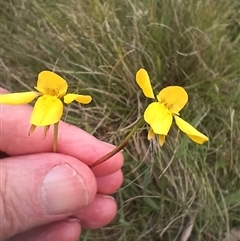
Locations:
0;91;39;105
157;86;188;113
174;115;209;144
35;71;68;98
147;128;155;140
30;95;63;126
63;93;92;104
158;135;166;146
136;68;155;99
144;102;173;135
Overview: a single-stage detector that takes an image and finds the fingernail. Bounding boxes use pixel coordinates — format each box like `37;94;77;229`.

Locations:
40;164;89;214
99;195;115;200
65;217;81;223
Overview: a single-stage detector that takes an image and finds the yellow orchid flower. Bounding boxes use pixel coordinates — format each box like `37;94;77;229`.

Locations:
136;68;209;146
0;70;92;151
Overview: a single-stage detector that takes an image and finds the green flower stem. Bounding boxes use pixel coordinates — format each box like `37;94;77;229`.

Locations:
53;122;59;153
91;116;145;167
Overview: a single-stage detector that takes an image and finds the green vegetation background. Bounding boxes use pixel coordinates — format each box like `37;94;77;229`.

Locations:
1;0;240;240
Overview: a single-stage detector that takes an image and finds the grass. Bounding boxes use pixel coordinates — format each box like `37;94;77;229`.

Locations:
1;0;240;240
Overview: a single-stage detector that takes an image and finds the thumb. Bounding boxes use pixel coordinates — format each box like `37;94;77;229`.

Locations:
1;153;97;240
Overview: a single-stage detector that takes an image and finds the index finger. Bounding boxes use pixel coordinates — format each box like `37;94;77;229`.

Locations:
0;102;123;176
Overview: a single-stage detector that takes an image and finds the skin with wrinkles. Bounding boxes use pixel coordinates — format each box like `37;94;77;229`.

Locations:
0;88;123;241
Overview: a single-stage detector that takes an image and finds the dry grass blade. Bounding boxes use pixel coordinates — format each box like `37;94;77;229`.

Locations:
223;228;240;241
180;217;195;241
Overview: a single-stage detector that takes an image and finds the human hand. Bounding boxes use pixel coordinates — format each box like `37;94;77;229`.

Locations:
0;89;123;241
